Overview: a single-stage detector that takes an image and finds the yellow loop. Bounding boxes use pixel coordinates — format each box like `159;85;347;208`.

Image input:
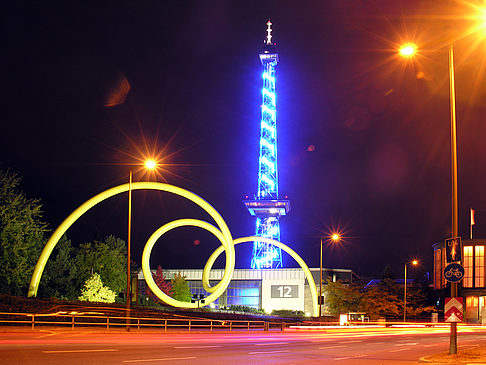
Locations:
28;182;235;300
203;236;319;316
142;219;230;308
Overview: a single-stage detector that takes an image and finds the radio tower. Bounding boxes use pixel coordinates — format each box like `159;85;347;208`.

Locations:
244;21;290;269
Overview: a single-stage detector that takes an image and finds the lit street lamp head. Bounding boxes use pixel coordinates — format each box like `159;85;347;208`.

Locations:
331;233;341;242
144;159;157;170
399;43;417;57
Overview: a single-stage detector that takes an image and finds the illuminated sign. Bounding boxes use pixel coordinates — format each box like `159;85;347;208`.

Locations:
271;285;298;298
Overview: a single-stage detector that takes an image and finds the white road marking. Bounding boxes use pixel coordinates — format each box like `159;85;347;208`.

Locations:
43;349;118;353
248;350;290;355
254;342;289;346
394;342;417;346
319;345;346;349
389;348;409;352
335;354;366;361
423;344;440;347
123;357;196;363
340;340;363;344
174;345;220;349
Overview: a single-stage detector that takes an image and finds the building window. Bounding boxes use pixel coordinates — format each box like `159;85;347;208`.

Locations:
464;246;474;288
466;296;479;307
475;246;485;288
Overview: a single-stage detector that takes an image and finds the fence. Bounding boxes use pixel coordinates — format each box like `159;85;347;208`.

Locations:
0;312;287;332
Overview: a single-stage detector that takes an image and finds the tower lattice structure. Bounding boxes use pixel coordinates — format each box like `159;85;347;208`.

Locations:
244;21;290;269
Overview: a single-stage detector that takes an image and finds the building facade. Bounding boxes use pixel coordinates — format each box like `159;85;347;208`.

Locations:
433;239;486;323
138;267;359;316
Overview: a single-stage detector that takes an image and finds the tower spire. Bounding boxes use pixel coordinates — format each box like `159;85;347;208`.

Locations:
265;20;273;45
244;21;290;269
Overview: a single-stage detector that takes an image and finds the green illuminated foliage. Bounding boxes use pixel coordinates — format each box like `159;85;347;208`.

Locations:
0;170;47;295
78;272;116;303
170;272;192;302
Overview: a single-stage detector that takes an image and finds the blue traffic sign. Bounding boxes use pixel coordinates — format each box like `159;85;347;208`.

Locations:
444;263;465;283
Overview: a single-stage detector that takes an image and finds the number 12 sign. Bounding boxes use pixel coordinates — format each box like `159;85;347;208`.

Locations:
271;285;298;298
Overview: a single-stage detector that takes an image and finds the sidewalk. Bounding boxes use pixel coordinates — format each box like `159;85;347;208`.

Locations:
420;346;486;364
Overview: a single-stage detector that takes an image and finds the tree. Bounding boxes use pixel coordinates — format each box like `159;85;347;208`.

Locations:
0;170;48;295
170;272;192;302
72;235;127;297
39;235;78;299
146;265;172;302
362;285;400;319
324;280;363;315
78;273;116;303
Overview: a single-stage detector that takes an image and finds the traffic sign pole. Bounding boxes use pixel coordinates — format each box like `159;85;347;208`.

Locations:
450;284;457;354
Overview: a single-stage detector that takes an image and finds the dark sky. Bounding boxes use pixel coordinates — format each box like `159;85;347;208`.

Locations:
3;1;486;279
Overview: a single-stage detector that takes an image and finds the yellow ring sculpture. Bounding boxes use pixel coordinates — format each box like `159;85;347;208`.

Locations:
28;182;235;305
202;236;318;316
28;182;318;316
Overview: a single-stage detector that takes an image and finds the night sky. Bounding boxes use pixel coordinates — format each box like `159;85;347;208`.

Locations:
3;1;486;279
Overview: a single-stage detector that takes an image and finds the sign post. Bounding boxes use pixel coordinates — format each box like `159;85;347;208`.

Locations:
443;236;463;355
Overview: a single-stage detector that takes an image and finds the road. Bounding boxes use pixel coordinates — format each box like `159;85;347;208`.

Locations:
0;325;485;364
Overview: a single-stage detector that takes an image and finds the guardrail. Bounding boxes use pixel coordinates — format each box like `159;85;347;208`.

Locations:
0;312;287;332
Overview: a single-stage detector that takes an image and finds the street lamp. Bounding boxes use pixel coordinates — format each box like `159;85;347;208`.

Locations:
399;41;459;352
403;259;418;322
319;233;341;317
126;159;158;330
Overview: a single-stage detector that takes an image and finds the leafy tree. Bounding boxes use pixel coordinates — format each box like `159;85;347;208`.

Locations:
324;280;363;315
0;170;48;295
72;235;127;296
78;272;116;303
146;265;172;302
362;285;400;319
39;235;78;299
170;272;192;302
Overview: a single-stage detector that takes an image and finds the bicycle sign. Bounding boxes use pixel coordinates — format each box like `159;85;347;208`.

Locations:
443;263;465;283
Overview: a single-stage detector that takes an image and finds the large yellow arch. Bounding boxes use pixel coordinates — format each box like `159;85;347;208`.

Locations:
202;236;319;317
27;182;235;299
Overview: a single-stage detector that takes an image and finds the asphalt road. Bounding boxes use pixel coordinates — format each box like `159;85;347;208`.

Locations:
1;325;485;364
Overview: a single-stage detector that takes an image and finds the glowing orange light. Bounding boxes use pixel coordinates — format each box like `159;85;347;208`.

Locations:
331;233;341;242
399;43;417;57
144;159;157;169
412;260;418;266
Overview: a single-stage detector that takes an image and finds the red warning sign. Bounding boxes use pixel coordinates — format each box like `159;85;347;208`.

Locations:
445;297;463;323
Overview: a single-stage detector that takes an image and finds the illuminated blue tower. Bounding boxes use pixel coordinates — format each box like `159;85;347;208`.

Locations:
244;21;290;269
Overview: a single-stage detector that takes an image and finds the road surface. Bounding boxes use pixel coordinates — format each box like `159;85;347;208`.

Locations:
1;325;485;364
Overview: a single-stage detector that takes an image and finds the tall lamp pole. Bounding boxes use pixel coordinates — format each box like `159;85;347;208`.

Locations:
448;42;459;355
126;159;158;331
403;260;418;322
399;42;459;354
319;233;341;317
126;169;133;330
319;238;323;317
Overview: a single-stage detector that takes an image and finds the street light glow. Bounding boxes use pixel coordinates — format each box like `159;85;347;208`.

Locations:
331;233;341;242
399;43;417;57
144;159;157;170
412;259;418;266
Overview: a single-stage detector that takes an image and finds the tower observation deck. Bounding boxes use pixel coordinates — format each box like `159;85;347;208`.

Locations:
244;21;290;269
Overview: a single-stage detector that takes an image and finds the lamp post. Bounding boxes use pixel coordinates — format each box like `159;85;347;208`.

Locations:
399;41;459;353
403;260;418;323
319;233;341;317
126;159;158;331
